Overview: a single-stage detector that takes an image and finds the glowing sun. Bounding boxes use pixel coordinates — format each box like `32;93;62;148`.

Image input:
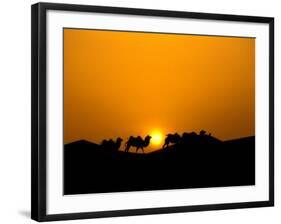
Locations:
150;130;164;146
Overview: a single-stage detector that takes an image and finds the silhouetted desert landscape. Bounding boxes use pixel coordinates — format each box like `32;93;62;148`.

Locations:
63;30;255;195
64;132;255;195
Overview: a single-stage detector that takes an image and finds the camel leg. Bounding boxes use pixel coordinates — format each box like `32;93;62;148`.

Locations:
136;147;139;153
125;145;130;153
141;147;144;153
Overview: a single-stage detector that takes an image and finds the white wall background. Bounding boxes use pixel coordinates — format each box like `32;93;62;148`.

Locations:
0;0;279;223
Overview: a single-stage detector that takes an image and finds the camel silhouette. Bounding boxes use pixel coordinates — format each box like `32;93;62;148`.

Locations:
163;133;181;149
199;130;207;136
181;131;220;145
101;137;123;152
182;132;197;139
181;132;200;145
125;135;151;153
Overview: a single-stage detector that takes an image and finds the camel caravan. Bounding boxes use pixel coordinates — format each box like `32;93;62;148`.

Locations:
99;130;220;154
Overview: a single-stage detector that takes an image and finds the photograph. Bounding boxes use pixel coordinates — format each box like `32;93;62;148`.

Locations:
63;28;256;195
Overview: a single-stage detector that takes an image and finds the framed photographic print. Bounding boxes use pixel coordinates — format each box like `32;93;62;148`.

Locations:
31;2;274;222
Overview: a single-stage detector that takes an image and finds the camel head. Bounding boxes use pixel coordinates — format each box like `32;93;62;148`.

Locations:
145;135;152;140
144;135;152;147
116;137;123;145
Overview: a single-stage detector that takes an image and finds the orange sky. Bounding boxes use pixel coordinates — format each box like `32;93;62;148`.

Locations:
64;28;255;152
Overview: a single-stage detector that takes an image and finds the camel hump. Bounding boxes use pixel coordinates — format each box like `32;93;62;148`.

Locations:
128;136;134;141
200;130;206;136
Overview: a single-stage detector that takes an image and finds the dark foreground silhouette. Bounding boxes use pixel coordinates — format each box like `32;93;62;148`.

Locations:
64;136;255;195
125;135;152;153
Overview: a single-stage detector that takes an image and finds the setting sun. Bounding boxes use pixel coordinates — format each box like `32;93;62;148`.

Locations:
150;130;164;147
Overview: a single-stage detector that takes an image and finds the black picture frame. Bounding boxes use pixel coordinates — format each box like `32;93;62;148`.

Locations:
31;2;274;222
